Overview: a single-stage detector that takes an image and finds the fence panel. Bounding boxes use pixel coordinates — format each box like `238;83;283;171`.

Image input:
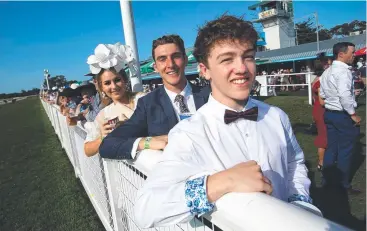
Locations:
71;124;115;231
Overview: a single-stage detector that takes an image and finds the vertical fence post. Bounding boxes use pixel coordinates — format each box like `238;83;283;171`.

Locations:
68;126;81;178
103;160;121;231
307;72;312;105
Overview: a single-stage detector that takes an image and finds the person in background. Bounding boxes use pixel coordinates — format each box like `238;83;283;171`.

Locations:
320;42;361;194
83;43;145;157
57;94;70;116
74;82;96;119
311;63;327;171
356;57;363;69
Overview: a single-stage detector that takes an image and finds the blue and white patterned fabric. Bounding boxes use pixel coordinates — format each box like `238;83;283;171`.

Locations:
185;175;214;216
288;194;313;204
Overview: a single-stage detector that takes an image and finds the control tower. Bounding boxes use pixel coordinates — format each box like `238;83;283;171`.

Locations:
249;0;296;50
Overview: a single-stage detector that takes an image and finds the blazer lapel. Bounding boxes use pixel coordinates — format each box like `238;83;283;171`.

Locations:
191;84;208;110
158;87;178;129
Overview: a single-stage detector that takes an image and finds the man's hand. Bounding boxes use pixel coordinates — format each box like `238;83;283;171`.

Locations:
226;161;272;194
138;135;168;151
351;114;361;126
66;115;78;126
150;135;168;150
207;161;272;203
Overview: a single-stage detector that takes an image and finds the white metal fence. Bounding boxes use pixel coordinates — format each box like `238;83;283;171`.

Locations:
40;99;350;231
255;72;315;105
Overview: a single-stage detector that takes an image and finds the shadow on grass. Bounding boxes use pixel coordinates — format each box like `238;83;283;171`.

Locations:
292;122;317;135
349;133;366;184
306;138;366;231
253;96;274;101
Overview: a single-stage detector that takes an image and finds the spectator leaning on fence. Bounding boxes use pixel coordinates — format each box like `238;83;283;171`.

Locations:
83;43;145;157
320;42;362;194
134;14;320;228
99;34;211;160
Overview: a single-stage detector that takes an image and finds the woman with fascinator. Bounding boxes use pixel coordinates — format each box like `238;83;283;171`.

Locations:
84;43;146;157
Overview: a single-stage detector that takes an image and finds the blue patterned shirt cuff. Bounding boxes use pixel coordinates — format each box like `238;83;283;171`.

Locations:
288;194;313;204
185;175;214;216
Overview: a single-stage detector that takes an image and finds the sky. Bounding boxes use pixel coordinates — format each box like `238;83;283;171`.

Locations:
0;1;366;94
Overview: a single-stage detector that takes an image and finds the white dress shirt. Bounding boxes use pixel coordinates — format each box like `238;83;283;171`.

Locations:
319;60;357;115
131;82;196;158
164;82;197;119
134;95;312;228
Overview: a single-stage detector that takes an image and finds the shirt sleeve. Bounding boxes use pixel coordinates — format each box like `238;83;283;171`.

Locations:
84;121;101;143
336;69;356;115
134;128;214;228
280;110;312;205
131;138;142;159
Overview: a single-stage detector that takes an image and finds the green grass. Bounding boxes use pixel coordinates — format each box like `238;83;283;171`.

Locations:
0;96;365;231
0;97;104;231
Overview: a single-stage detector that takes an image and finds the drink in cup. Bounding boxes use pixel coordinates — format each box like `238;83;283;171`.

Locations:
107;116;119;129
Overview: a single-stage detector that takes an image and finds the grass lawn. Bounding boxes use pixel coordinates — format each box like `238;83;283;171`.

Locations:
0;97;103;231
0;96;365;231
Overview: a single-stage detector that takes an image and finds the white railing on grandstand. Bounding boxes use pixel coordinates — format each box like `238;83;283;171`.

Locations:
40;99;350;231
256;72;315;105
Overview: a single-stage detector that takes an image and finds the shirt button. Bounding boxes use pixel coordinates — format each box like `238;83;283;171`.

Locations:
245;133;249;137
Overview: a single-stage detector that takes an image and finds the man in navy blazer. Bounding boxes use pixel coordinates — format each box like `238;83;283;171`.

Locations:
99;35;210;160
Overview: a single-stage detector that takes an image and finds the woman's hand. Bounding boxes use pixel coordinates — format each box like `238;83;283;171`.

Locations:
101;121;115;137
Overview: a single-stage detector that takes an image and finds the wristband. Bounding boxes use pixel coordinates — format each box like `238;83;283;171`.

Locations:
144;137;152;149
351;113;357;116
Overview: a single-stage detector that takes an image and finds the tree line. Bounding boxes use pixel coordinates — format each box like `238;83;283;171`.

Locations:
295;19;366;45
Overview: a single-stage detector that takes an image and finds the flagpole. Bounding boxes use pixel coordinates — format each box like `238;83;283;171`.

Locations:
120;0;143;92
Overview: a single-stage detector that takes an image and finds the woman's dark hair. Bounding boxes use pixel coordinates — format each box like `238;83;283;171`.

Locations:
314;61;325;77
193;14;258;67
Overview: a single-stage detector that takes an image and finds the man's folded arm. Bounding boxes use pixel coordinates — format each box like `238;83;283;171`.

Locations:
134;130;214;228
99;99;148;160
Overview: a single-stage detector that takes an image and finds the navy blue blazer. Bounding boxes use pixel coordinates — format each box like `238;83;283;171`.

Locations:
99;84;211;160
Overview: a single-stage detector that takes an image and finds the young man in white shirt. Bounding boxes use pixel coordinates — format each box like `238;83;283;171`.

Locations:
134;15;316;228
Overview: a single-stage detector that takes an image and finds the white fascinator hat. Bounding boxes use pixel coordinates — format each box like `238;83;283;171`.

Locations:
86;42;138;77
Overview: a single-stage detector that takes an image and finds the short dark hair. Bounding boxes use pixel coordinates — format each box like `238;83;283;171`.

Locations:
193;14;258;67
313;61;325;76
333;42;355;59
151;34;186;61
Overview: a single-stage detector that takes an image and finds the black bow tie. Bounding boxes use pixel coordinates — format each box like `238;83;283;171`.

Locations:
224;107;258;124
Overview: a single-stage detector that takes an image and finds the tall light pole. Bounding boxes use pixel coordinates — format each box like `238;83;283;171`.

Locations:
44;69;50;90
314;12;320;51
120;0;143;92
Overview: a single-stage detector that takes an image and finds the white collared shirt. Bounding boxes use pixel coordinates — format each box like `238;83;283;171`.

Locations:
134;95;312;227
319;60;357;115
164;82;196;120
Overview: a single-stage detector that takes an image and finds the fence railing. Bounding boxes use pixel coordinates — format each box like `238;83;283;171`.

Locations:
256;72;315;105
40;99;350;231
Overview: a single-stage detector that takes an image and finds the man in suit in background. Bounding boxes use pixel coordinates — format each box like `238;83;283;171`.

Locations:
99;34;210;160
